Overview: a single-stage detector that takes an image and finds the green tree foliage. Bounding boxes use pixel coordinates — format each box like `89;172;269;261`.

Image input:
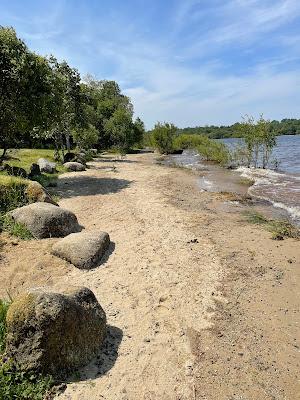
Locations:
236;115;276;168
0;27;53;160
151;122;178;154
174;134;230;165
72;124;99;150
81;77;135;150
0;27;144;157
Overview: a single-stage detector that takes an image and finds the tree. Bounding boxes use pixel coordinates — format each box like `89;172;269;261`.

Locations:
104;109;135;154
81;77;134;150
0;27;52;161
235;115;275;168
45;57;82;159
72;124;98;150
151;122;178;154
132;117;145;147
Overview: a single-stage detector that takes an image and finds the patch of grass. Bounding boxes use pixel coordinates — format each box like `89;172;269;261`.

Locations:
243;211;300;240
0;300;10;353
4;149;65;173
0;177;29;214
239;177;255;186
0;215;33;240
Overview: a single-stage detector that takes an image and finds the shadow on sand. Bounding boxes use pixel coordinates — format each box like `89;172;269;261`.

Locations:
55;176;132;199
60;325;123;390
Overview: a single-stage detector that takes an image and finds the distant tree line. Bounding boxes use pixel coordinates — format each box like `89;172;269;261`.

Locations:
0;26;145;161
177;118;300;139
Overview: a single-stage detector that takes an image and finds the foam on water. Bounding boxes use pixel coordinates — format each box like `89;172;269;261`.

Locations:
237;166;300;223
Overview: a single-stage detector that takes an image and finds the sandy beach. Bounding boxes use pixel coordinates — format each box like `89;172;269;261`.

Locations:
0;153;299;400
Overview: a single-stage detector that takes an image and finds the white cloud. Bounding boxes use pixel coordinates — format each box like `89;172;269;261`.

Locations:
1;0;299;128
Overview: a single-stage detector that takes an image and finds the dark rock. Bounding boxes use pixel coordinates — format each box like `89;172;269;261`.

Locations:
63;152;76;163
5;287;106;377
28;163;41;178
52;230;110;269
3;164;27;178
8;202;81;239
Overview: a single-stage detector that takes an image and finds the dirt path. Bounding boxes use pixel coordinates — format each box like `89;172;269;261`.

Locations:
53;155;224;400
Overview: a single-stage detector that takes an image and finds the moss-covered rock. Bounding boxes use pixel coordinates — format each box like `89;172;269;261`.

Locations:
5;287;106;377
25;181;58;206
8;202;81;239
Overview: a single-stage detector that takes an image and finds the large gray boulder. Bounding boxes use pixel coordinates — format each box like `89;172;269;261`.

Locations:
8;202;81;239
52;230;110;269
25;181;58;206
5;287;107;377
37;158;56;174
63;161;86;172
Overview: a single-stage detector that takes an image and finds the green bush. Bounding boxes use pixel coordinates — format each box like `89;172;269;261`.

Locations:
197;140;230;165
174;134;230;165
151;122;178;154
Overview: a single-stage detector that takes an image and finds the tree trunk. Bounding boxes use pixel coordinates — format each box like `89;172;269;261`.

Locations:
65;133;71;151
0;147;8;164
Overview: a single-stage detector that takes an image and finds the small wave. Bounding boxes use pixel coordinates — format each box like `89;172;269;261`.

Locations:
237;166;300;223
271;202;300;220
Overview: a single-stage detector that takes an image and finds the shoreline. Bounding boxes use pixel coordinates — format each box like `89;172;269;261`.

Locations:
162;150;300;226
0;153;299;399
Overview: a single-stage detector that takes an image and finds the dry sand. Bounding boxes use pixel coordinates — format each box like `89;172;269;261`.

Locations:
0;153;299;400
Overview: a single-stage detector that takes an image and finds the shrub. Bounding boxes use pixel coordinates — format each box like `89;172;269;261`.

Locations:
151;122;178;154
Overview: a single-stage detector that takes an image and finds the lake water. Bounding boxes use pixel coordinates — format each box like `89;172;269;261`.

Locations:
167;135;300;225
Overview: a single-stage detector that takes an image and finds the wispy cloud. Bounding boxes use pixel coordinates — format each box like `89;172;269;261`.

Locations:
1;0;300;127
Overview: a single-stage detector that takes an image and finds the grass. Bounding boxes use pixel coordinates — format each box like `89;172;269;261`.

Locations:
0;300;10;353
0;149;67;188
0;176;29;213
244;210;300;240
0;301;54;399
3;149;65;174
0;216;33;240
0;149;66;239
239;177;255;186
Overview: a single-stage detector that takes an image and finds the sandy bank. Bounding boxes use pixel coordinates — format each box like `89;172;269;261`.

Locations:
0;153;299;399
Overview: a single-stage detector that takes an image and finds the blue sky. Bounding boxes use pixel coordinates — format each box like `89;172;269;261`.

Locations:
1;0;300;128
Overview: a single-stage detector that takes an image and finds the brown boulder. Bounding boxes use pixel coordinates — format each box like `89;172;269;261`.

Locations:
5;287;107;377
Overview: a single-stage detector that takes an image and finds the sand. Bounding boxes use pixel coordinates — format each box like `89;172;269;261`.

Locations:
0;153;299;400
